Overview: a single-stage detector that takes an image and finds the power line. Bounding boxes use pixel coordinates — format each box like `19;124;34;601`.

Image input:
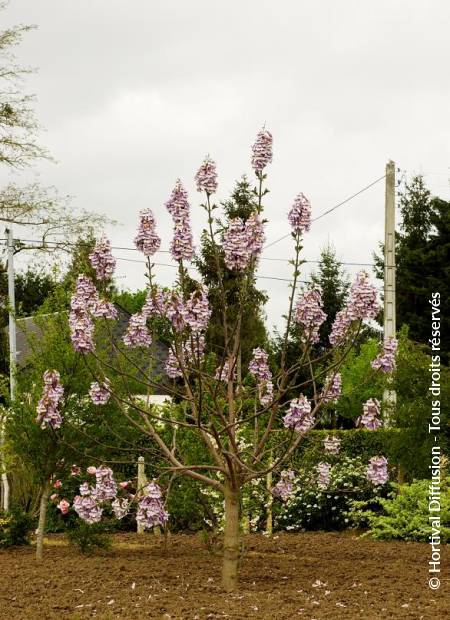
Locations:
263;174;386;250
0;238;377;268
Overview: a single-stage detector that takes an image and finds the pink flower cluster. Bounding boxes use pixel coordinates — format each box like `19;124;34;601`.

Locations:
69;276;97;353
92;299;117;320
111;497;130;519
329;271;380;346
123;312;152;348
272;470;295;501
164;349;183;379
89;379;111;405
195;156;218;194
36;369;64;429
288;193;311;235
94;466;118;501
166;180;194;262
328;307;352;346
58;466;132;522
371;337;398;373
294;287;327;343
249;347;274;406
316;462;331;489
142;286;169;318
366;456;389;485
348;271;380;320
136;481;169;530
134;209;161;257
89;236;116;281
323;435;341;454
283;395;314;432
223;214;265;271
251;129;273;172
321;373;342;404
357;398;382;430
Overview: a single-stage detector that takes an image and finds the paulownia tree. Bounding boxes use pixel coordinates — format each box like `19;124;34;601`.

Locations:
37;129;394;591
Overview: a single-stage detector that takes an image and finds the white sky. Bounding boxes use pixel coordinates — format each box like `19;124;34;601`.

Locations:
2;0;449;330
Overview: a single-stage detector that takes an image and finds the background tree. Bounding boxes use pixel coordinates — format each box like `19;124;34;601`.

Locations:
195;176;268;367
375;175;449;359
310;244;349;351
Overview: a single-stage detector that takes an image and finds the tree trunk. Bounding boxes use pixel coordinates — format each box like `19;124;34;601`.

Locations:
36;485;50;561
222;483;240;592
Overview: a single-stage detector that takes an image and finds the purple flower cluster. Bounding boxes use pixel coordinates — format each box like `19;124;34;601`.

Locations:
170;218;195;262
136;482;169;530
166;291;186;332
36;369;64;429
164;349;183;379
321;373;342;404
329;272;380;346
89;379;111;405
223;214;266;271
142;286;169;318
251;129;273;172
283;395;314;432
134;209;161;257
357;398;382;430
89;235;116;281
316;462;331;489
371;337;398;373
111;497;130;520
294;287;327;343
69;276;98;353
123;313;152;348
249;347;274;407
94;466;118;501
329;307;352;346
92;299;118;320
348;271;380;320
288;193;311;235
272;470;295;501
323;435;341;454
223;218;249;270
73;493;103;524
366;456;389;485
166;180;194;262
195;156;218;194
245;213;266;262
184;286;211;334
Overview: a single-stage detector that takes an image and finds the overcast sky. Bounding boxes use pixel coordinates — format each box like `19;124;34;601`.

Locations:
2;0;449;330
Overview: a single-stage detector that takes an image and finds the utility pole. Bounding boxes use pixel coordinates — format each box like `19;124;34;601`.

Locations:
1;228;16;511
6;228;17;401
383;161;396;424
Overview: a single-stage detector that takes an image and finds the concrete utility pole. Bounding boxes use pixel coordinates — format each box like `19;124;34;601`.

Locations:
6;228;17;401
1;228;16;511
383;161;396;424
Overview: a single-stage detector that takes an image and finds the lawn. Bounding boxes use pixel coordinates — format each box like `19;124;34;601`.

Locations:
0;532;447;619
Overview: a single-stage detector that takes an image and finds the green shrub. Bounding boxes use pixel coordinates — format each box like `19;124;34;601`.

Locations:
0;505;34;548
350;478;450;542
66;521;113;554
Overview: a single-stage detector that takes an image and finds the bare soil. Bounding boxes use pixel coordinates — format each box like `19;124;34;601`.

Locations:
0;532;448;619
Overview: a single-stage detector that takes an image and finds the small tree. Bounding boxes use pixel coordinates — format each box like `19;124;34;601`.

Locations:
39;130;389;591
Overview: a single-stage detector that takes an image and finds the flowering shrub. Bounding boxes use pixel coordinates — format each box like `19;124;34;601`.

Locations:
275;456;388;532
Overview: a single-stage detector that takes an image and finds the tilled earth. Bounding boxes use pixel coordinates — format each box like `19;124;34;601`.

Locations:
0;532;448;619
